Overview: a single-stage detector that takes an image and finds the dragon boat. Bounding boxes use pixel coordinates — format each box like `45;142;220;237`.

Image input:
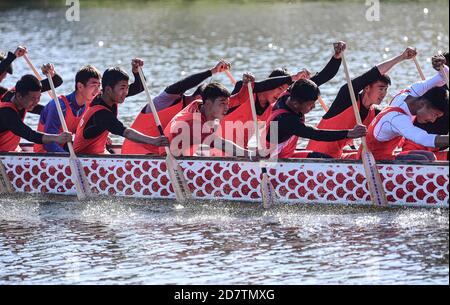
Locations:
0;144;448;208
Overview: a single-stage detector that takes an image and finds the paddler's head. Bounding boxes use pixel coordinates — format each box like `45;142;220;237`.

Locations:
362;74;391;106
287;79;320;115
257;68;291;106
201;82;231;121
102;67;129;104
14;74;42;111
75;65;101;105
414;87;448;124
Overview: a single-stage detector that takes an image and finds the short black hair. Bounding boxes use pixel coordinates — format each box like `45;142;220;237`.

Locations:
201;82;230;102
102;67;129;90
15;74;42;96
268;68;290;78
75;65;101;91
370;74;391;86
290;79;320;103
0;52;13;74
423;87;449;113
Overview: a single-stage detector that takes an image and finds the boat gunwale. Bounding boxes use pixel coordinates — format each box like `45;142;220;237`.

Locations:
0;150;448;167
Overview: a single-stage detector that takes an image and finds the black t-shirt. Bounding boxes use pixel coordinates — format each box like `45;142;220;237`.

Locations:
0;100;44;144
82;97;126;139
267;95;349;144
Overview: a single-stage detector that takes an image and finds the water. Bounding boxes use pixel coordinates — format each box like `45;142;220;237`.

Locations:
0;1;449;284
0;194;448;285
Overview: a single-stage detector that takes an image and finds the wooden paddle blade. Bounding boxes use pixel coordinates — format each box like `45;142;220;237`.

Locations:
165;154;191;203
69;157;92;201
361;148;388;206
0;160;14;194
261;169;276;209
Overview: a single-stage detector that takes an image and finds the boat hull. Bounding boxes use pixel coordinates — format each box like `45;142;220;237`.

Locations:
0;153;448;208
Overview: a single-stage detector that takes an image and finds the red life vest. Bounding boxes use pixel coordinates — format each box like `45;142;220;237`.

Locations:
262;108;303;159
34;95;81;153
306;99;376;158
121;101;185;155
164;100;224;157
220;83;273;148
400;138;448;161
364;106;407;161
0;101;24;152
73;105;111;154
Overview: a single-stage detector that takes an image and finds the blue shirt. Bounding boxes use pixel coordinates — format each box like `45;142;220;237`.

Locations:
39;91;86;152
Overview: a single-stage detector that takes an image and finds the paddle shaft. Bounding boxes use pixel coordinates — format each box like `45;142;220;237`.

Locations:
341;54;368;147
137;68;170;155
247;82;260;150
342;53;387;205
23;54;53;99
137;67;190;202
318;96;329;112
413;57;426;81
46;74;77;158
224;70;237;86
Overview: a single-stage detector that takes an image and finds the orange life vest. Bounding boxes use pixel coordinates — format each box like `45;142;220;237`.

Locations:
364;107;407;161
34;95;81;153
121;101;185;155
221;83;274;148
0;101;24;152
306;99;376;158
73;105;112;154
164;100;224;157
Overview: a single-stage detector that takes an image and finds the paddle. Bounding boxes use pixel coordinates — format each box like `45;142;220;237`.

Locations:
22;54;53;99
413;57;426;81
137;67;191;203
247;82;276;208
341;53;388;206
46;72;92;201
0;159;14;194
224;69;237;86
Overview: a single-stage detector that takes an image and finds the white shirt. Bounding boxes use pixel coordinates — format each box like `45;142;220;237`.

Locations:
373;66;448;148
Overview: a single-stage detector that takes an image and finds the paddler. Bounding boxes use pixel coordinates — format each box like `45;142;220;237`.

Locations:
306;46;418;159
121;60;232;155
164;82;255;158
0;74;72;152
400;52;449;160
34;65;102;153
73;63;169;154
263;78;367;159
365;58;449;161
221;41;347;148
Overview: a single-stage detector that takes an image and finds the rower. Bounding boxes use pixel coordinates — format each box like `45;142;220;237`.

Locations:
0;74;72;152
306;47;418;159
401;52;449;160
73;64;169;154
164;82;254;158
365;63;449;161
34;65;102;153
0;47;64;100
263;79;367;159
221;41;346;148
121;60;231;155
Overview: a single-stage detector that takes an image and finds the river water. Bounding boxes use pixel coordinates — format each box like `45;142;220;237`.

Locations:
0;0;448;285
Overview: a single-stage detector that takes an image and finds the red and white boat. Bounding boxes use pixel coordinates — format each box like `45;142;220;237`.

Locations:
0;145;448;208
